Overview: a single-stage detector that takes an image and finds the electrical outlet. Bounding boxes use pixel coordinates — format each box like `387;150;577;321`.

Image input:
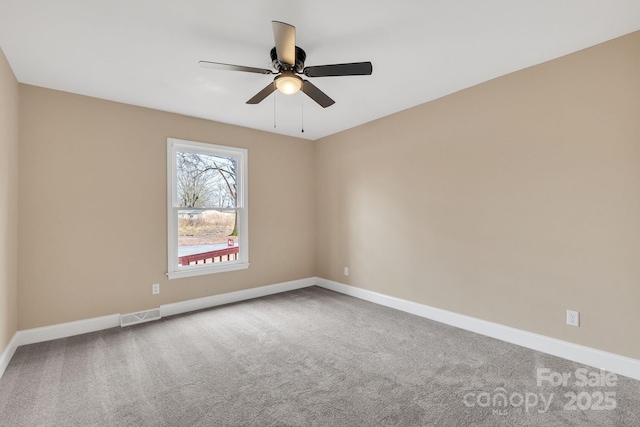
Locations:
152;284;160;295
567;310;579;327
344;267;349;276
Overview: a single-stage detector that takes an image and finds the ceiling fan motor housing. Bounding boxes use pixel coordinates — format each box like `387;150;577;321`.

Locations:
271;46;306;73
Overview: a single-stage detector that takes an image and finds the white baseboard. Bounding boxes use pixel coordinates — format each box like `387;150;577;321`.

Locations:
16;314;122;347
4;276;639;383
0;277;317;380
316;277;640;381
160;277;316;318
1;313;121;378
0;333;19;379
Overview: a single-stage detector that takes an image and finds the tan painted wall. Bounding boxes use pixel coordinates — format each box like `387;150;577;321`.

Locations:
10;31;640;361
0;46;19;352
18;85;316;329
316;31;640;359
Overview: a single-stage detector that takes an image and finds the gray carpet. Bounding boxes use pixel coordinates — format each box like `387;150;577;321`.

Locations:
0;286;639;426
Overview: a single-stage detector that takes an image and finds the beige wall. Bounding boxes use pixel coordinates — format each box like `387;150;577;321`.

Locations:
10;30;640;361
0;46;19;353
316;31;640;359
18;86;316;329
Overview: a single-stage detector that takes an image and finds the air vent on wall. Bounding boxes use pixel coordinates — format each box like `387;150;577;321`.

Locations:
120;308;161;327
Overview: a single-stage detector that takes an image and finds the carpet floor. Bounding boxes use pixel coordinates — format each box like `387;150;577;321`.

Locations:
0;286;639;426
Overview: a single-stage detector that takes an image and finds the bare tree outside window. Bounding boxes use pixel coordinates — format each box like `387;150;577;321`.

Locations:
175;151;238;261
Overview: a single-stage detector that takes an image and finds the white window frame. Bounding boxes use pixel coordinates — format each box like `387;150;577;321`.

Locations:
166;138;249;279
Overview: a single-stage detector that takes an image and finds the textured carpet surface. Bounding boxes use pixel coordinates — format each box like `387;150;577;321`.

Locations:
0;286;639;426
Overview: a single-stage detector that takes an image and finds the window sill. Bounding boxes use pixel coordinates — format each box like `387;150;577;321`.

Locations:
167;262;249;280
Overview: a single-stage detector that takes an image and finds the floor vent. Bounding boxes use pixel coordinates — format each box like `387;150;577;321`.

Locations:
120;308;161;327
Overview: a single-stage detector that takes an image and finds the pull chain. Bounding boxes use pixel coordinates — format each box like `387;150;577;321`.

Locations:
301;93;304;133
273;91;277;128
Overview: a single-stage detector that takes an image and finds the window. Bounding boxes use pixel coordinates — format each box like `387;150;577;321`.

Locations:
167;138;248;279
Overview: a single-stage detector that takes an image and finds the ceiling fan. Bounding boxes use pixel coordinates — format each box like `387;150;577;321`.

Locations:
199;21;373;108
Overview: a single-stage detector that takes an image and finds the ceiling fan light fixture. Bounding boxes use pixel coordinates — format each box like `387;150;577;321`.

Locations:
275;73;302;95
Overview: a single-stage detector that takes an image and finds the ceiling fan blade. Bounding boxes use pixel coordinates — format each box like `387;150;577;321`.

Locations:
246;82;276;104
302;80;335;108
272;21;296;66
199;61;273;75
303;62;373;77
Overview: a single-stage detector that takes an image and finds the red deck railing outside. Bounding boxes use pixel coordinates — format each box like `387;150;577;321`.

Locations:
178;246;239;266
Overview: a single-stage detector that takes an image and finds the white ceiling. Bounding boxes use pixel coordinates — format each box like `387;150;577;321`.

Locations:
1;1;639;141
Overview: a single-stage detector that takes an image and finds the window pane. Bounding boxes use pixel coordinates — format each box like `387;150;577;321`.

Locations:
177;209;239;266
176;151;237;208
168;138;248;279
